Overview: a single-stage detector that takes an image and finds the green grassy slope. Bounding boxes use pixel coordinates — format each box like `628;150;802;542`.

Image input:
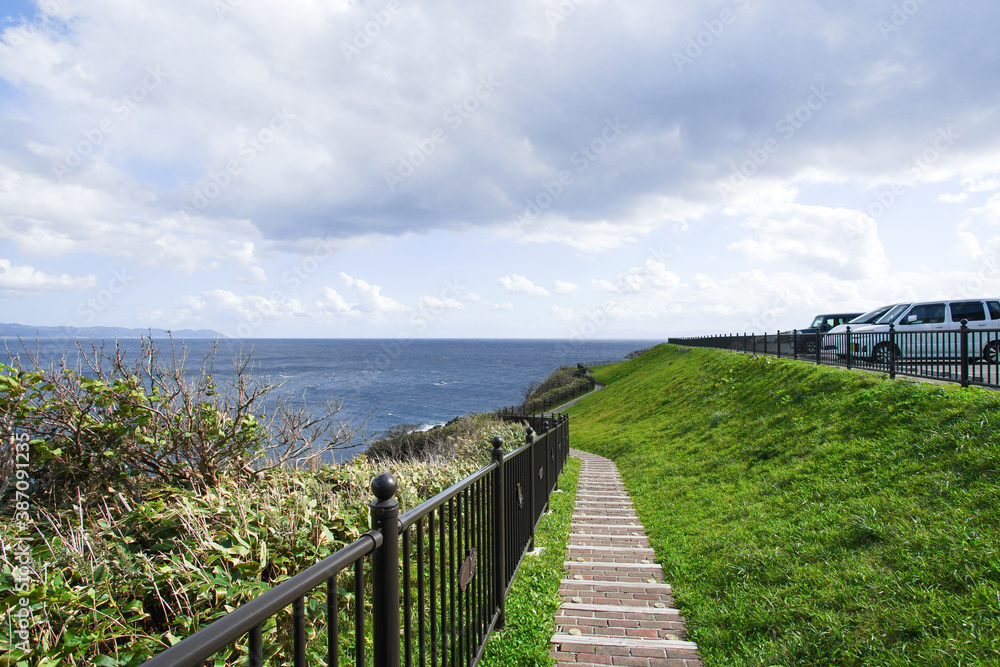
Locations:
567;344;1000;666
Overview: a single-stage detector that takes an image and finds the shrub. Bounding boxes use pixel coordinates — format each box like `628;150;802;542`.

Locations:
0;337;359;505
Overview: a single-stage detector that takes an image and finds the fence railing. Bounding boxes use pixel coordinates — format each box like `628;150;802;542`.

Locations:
140;413;570;667
669;321;1000;389
495;376;596;418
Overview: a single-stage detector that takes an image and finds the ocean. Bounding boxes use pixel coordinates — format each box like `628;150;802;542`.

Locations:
2;338;655;460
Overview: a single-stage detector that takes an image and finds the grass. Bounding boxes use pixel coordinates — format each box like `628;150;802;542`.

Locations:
480;456;581;666
566;344;1000;666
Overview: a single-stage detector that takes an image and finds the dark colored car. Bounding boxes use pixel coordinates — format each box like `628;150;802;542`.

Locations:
794;312;863;354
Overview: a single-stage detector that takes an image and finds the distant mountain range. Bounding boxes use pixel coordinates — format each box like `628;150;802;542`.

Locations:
0;322;225;339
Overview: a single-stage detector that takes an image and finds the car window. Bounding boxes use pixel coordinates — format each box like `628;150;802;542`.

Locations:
950;301;986;322
988;301;1000;320
810;316;824;328
851;306;893;324
901;303;945;325
876;304;910;325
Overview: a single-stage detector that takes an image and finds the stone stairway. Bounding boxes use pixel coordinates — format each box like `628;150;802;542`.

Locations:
550;450;702;667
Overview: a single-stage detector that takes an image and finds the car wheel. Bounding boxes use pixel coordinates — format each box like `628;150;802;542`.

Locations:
983;342;1000;364
872;343;898;364
803;340;817;355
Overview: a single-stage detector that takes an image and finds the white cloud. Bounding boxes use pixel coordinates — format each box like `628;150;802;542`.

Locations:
499;274;550;296
318;287;357;316
0;259;96;295
592;260;681;295
554;280;578;294
339;273;408;313
726;203;889;279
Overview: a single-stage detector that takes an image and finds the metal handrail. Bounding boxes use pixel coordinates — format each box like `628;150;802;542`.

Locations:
140;531;381;666
398;461;497;531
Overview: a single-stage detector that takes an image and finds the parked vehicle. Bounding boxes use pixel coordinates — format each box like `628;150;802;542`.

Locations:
793;312;862;354
827;299;1000;362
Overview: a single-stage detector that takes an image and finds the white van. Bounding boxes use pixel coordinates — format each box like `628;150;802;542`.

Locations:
827;299;1000;362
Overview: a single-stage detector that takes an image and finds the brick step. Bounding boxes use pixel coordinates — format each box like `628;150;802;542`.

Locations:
551;634;701;664
573;513;639;524
554;613;689;641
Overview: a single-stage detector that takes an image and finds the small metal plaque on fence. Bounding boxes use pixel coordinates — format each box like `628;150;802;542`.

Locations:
459;549;477;591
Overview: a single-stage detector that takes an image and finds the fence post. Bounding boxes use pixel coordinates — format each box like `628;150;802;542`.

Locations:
370;473;400;667
793;330;798;360
777;331;781;359
526;426;536;550
889;323;896;380
752;332;757;355
491;436;506;629
815;330;821;364
961;319;970;387
846;326;852;370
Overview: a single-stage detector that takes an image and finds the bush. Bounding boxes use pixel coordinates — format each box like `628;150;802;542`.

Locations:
0;337;359;505
364;413;525;463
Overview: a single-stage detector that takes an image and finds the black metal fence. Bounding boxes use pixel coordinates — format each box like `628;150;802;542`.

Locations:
495;376;596;418
140;413;570;667
669;322;1000;389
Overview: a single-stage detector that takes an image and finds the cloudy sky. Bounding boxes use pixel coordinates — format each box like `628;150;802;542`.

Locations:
1;0;999;339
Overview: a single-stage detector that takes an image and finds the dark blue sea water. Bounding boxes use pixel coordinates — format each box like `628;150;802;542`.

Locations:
2;338;655;459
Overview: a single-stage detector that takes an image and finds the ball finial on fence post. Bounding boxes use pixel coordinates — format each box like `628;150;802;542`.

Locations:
370;472;398;501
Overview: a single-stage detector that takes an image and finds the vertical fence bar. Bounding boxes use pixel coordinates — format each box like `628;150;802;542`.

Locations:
961;320;970;387
403;529;412;667
249;625;263;667
889;324;896;380
370;473;400;667
417;521;425;667
293;597;307;667
491;436;506;630
846;326;852;370
526;427;535;551
327;577;338;667
355;560;365;667
430;510;437;667
793;330;798;360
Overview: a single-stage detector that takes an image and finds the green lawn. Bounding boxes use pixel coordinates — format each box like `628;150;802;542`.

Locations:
566;344;1000;666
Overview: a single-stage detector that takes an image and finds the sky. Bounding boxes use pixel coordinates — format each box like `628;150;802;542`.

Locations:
1;0;999;339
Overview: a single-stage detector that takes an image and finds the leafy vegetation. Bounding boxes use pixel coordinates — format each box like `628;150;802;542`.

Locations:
480;457;580;666
567;344;1000;666
516;365;594;414
0;340;526;666
364;413;515;463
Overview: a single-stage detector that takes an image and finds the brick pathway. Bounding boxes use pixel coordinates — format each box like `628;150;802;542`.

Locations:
550;450;702;667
